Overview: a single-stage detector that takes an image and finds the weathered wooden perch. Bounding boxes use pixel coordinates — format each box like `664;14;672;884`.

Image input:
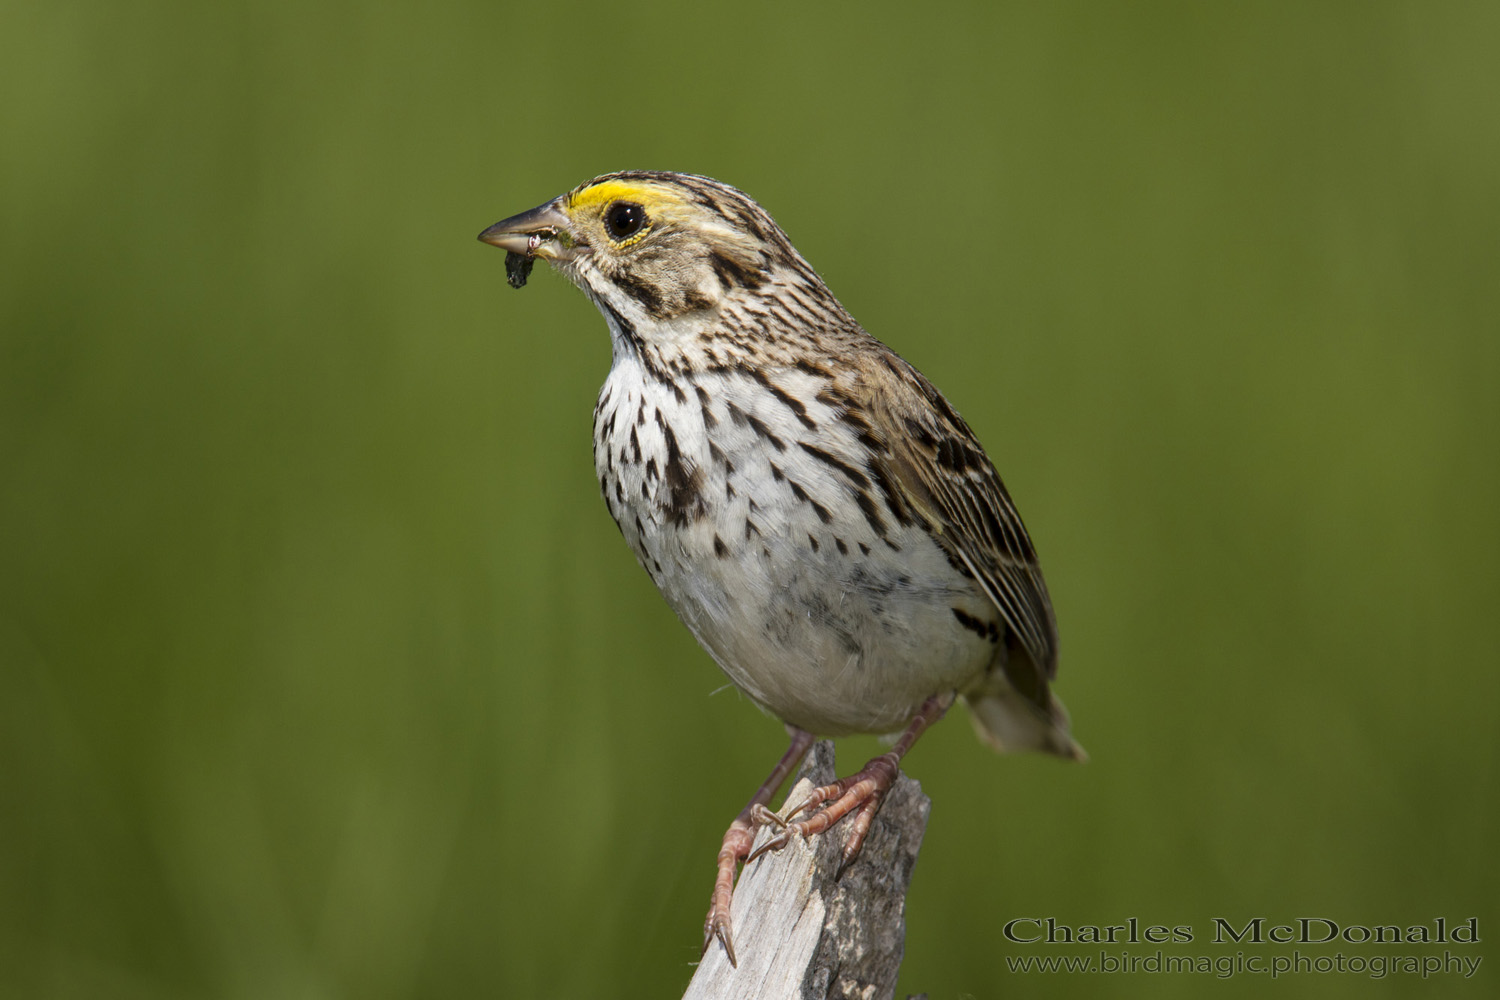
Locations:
683;740;931;1000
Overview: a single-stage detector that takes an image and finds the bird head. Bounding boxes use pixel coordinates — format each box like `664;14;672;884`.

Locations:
483;172;807;316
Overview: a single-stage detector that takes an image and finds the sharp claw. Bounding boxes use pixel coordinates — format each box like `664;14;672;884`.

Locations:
704;919;738;967
750;803;785;829
783;791;818;821
746;826;795;864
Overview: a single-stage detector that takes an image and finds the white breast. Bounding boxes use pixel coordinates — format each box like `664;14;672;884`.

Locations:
592;354;996;735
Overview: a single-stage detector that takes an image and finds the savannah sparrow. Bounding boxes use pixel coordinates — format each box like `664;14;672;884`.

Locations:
479;172;1082;964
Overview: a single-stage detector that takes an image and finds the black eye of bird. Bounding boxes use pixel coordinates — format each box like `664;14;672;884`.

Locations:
604;201;647;241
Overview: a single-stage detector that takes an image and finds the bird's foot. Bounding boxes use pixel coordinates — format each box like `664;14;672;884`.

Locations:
701;727;816;967
745;694;952;866
702;812;758;966
700;697;949;966
746;750;900;865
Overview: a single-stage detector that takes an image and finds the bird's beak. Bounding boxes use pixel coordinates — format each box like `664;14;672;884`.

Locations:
477;199;577;261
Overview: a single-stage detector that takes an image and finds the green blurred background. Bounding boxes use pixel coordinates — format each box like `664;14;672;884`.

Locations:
3;1;1496;997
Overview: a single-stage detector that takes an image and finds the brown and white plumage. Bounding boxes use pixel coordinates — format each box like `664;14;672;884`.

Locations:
480;170;1081;962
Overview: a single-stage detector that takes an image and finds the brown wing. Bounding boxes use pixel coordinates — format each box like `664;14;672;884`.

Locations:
862;351;1059;679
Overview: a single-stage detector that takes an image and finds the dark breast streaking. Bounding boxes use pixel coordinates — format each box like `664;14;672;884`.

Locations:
593;348;998;736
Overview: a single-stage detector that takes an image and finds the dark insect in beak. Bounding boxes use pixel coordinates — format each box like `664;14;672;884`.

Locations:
505;251;535;289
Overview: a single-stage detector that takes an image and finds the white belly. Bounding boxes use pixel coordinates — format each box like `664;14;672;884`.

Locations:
593;356;996;735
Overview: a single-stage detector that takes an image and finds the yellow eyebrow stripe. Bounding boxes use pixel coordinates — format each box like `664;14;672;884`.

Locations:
567;179;680;213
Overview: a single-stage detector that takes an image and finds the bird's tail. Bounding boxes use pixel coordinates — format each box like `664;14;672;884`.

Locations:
963;681;1086;761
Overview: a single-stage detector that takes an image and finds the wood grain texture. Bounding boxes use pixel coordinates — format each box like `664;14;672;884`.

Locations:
683;741;930;1000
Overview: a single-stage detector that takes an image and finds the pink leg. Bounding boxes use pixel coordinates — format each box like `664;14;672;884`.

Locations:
704;727;815;966
749;695;950;865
